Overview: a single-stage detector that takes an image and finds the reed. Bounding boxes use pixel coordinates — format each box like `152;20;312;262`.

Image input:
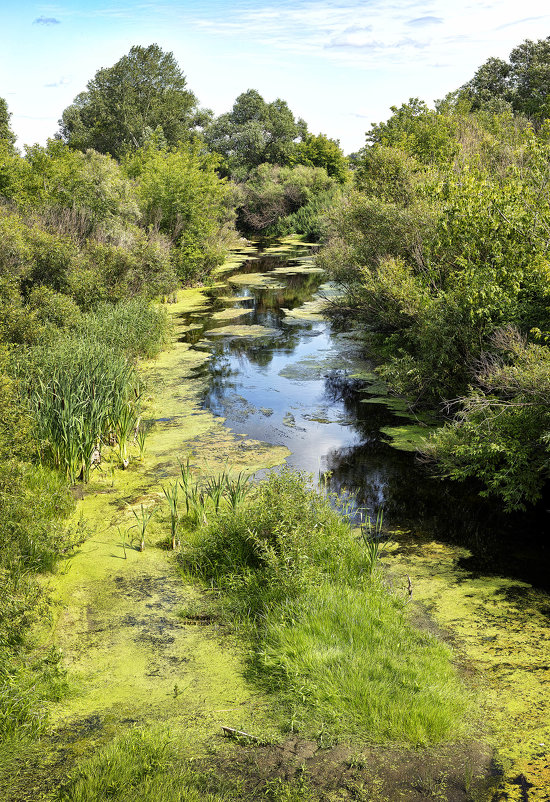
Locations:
18;337;140;483
358;509;385;576
223;469;252;510
162;481;180;549
130;504;156;552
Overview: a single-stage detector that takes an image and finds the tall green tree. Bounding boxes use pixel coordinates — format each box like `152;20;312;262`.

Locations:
461;37;550;120
0;97;16;149
203;89;307;176
293;133;348;183
58;44;202;159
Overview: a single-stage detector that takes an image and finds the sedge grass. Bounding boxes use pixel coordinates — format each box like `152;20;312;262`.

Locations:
184;470;466;745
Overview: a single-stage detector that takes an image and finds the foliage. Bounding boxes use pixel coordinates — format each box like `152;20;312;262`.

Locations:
0;97;16;149
22;140;139;239
204;89;307;176
461;37;550;120
58;44;201;160
292;133;348;183
184;470;464;743
367;98;460;165
126;143;236;281
424;328;550;510
237;163;336;236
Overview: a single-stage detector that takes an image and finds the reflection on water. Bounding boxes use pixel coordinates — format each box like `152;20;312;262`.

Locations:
183;247;550;591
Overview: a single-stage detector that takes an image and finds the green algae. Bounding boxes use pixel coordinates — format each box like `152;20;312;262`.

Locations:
205;324;280;339
227;272;285;289
380;424;435;451
210;307;253;321
384;537;550;798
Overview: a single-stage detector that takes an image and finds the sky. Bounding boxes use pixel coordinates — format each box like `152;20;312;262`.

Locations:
2;0;550;155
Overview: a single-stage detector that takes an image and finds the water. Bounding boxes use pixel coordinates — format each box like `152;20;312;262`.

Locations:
179;244;550;591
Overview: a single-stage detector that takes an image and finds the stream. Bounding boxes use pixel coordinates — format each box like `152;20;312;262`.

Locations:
175;241;550;795
179;241;549;591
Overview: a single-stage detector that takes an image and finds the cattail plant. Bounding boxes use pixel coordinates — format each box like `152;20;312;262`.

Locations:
359;509;385;576
162;481;180;549
130;504;156;552
18;336;140;483
224;469;252;509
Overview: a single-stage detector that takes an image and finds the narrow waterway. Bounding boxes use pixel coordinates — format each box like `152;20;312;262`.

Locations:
179;242;549;590
177;241;550;798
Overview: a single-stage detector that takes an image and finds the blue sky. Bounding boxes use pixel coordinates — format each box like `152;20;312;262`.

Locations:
2;0;549;154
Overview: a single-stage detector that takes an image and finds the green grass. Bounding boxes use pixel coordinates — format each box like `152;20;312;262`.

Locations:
55;728;229;802
183;469;466;745
53;726;316;802
259;581;463;743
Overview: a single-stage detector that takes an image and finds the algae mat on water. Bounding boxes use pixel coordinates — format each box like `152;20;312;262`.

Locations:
44;286;289;758
384;538;550;800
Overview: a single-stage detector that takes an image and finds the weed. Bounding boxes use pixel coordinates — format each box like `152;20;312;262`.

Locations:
130;504;156;552
162;481;180;549
358;508;386;576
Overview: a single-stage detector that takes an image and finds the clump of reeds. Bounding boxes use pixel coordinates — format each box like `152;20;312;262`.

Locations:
17;337;142;483
176;457;252;525
359;508;385;576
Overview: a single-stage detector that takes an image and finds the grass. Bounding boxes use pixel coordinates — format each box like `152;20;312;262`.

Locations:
183;469;466;745
54;728;230;802
53;726;315;802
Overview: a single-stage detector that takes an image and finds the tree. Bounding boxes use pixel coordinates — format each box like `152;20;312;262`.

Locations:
367;99;459;165
0;97;16;149
461;57;511;109
293;133;348;183
126;142;236;281
461;37;550;121
58;44;200;159
203;89;307;175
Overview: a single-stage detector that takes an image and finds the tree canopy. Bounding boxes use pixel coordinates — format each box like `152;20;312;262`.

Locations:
0;97;16;149
461;37;550;120
203;89;308;176
58;44;201;159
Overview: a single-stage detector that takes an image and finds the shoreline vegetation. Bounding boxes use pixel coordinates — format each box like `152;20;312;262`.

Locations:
1;36;550;801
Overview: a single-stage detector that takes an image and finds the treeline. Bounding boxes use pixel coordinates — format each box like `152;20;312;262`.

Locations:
319;37;550;511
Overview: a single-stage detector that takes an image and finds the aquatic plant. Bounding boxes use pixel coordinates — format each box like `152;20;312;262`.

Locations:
19;337;139;483
130;503;156;552
162;481;180;549
223;469;252;510
204;470;227;514
359;508;385;576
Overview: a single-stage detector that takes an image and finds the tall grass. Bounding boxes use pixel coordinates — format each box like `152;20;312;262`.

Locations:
80;299;170;360
18;338;140;482
184;470;465;745
56;728;229;802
